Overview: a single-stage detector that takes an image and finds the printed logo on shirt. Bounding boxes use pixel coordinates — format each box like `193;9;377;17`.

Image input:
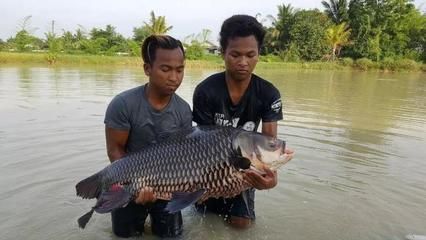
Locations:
214;113;239;127
242;121;256;131
271;99;282;113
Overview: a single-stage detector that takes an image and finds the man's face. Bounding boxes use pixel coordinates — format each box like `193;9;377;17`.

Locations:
144;48;185;96
223;35;259;81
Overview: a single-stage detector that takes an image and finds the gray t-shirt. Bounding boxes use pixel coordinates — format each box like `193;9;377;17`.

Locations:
104;84;192;153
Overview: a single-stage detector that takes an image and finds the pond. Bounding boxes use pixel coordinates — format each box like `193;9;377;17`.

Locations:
0;66;425;239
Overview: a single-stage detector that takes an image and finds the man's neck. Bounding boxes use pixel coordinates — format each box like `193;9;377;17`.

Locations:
225;72;252;105
145;84;172;111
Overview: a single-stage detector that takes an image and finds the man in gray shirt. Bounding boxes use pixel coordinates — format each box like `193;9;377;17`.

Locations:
104;35;191;238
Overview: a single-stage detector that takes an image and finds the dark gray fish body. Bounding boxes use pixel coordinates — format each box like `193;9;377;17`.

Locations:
76;126;290;228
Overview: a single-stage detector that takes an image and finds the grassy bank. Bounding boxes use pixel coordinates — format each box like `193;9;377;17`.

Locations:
1;52;425;72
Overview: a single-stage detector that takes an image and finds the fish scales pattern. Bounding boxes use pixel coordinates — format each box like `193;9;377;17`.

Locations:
100;127;249;202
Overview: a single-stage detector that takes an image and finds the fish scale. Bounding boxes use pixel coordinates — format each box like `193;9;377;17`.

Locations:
76;125;289;229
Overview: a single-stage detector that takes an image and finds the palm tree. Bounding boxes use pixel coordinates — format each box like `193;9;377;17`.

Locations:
326;22;352;60
322;0;349;24
144;11;173;35
266;4;295;52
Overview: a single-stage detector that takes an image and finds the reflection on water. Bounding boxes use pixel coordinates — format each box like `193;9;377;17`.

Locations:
0;66;425;240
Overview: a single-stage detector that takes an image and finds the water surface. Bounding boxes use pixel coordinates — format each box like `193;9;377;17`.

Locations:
0;66;425;240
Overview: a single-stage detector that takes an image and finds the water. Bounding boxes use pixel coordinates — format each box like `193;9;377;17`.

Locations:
0;66;425;240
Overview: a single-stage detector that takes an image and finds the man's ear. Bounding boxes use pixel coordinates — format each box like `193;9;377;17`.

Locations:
143;63;151;76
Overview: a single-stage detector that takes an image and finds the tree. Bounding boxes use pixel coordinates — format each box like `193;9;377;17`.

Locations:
326;22;352;60
89;25;127;53
143;11;173;35
288;10;332;61
347;0;424;60
263;4;296;54
11;15;39;51
196;29;212;44
322;0;349;24
132;25;150;43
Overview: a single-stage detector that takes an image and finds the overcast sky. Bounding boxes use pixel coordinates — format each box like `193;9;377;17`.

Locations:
1;0;425;42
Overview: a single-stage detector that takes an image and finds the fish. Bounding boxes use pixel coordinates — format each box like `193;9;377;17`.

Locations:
75;126;292;228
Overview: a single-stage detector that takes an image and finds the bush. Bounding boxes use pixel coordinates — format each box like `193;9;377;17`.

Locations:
259;54;281;62
340;57;354;66
355;58;375;70
381;57;396;71
185;42;204;60
278;44;300;62
394;59;419;71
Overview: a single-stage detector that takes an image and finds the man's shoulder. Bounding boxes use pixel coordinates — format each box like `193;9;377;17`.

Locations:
172;94;191;109
252;74;279;92
195;72;225;92
116;85;144;100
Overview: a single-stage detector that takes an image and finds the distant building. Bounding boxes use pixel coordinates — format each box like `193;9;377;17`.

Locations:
202;41;219;54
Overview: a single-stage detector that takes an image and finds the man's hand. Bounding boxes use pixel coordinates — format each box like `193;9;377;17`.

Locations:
284;147;295;162
242;166;278;190
135;187;157;205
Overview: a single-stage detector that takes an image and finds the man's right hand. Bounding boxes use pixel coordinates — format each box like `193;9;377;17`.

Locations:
135;187;157;205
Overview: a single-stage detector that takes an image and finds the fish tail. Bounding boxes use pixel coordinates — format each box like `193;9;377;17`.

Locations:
76;172;102;199
78;208;95;229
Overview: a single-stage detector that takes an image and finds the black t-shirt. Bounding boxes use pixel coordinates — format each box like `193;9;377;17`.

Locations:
192;72;283;132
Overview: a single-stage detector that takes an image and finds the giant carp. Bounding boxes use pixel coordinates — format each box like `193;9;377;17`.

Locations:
76;126;292;228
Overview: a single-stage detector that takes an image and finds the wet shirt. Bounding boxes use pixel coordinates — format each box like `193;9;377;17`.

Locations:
192;72;283;131
104;84;192;153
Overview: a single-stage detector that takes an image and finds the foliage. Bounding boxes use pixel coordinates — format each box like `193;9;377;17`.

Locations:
355;57;375;70
185;41;205;60
144;11;173;35
326;22;352;59
340;57;354;66
45;32;63;64
346;0;425;61
132;26;150;43
3;5;425;67
0;39;5;51
322;0;349;24
12;30;38;52
288;10;332;61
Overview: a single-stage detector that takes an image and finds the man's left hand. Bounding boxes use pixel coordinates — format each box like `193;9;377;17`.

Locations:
242;166;277;190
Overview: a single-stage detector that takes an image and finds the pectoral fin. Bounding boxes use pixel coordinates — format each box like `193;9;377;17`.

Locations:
165;189;205;213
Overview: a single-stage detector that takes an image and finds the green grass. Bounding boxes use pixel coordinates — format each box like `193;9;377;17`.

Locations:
1;52;424;72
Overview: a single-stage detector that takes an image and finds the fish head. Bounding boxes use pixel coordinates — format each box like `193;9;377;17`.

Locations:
233;131;290;171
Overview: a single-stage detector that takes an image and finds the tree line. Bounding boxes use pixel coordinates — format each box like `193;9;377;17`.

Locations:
1;1;425;64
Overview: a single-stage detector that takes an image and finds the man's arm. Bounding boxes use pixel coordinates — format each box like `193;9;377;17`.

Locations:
105;126;157;204
105;127;129;162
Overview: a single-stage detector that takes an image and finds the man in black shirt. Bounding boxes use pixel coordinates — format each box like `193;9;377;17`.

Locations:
193;15;294;228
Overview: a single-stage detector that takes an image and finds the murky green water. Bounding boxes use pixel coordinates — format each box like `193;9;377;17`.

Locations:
0;66;425;240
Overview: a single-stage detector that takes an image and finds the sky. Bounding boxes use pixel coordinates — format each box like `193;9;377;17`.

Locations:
1;0;425;43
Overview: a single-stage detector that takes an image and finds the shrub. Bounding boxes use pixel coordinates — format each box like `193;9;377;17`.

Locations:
394;59;419;71
341;57;354;66
355;58;374;70
381;57;396;71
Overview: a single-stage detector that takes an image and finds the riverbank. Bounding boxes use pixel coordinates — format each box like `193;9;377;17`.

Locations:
1;52;425;72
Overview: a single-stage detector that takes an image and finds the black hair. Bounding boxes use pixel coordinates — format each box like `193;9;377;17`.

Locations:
141;35;185;64
219;15;266;52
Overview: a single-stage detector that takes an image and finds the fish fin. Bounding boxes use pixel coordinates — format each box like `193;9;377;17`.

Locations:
77;208;95;229
231;156;251;170
94;184;132;214
76;172;102;199
165;189;205;213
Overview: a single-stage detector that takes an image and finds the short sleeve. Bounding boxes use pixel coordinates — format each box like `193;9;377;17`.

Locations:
262;87;283;122
104;95;131;130
181;103;193;130
192;86;214;125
